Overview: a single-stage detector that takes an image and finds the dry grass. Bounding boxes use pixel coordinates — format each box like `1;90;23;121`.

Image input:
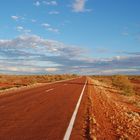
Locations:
112;75;134;96
0;74;78;91
90;75;137;96
128;76;140;96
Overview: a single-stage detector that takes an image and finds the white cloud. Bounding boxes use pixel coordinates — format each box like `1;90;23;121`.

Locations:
11;15;25;21
122;32;129;36
42;23;51;28
43;0;57;6
24;29;31;33
16;26;31;33
41;23;59;33
0;35;140;75
47;27;59;33
45;67;59;72
11;16;19;20
0;34;83;74
31;19;37;23
99;68;139;75
49;11;60;15
34;1;40;6
0;35;76;54
16;26;24;31
72;0;91;12
0;65;40;73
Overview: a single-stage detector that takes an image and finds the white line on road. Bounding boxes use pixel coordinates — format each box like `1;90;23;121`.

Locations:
63;80;87;140
45;88;54;92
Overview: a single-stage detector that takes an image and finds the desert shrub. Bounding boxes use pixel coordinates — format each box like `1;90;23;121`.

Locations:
112;75;134;96
0;74;78;90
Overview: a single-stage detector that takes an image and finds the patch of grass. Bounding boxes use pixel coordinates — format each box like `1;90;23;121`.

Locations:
112;75;134;96
0;74;78;87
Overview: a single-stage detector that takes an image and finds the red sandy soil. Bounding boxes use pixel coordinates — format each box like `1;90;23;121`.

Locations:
130;78;140;96
0;83;14;88
88;78;140;140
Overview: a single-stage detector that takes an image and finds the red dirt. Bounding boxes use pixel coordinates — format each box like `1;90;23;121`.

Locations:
0;83;14;88
89;78;140;140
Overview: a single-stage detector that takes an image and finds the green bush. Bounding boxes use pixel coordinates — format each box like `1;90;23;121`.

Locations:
112;75;134;96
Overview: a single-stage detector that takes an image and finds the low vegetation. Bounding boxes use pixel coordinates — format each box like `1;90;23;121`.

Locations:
128;76;140;96
0;74;78;91
112;75;134;96
91;75;137;96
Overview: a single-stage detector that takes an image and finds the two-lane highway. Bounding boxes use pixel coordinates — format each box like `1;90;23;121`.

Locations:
0;77;87;140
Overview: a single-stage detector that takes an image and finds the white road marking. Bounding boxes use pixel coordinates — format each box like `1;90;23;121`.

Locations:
45;88;54;92
63;80;87;140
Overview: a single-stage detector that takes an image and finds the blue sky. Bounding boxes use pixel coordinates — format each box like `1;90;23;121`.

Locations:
0;0;140;75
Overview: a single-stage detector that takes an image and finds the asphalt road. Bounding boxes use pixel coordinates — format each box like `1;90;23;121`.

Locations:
0;77;87;140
